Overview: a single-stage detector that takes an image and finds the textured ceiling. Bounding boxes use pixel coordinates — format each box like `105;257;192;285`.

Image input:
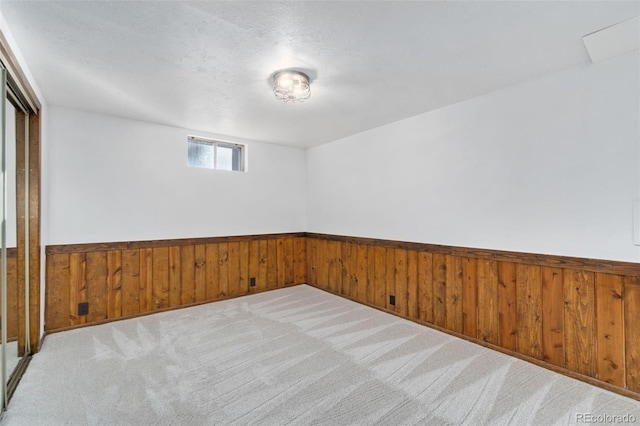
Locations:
1;1;638;148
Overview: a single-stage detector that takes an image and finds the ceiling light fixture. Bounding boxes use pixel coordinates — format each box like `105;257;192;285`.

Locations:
272;70;311;103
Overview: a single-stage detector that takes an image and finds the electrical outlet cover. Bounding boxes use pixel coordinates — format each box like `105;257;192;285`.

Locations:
78;302;89;316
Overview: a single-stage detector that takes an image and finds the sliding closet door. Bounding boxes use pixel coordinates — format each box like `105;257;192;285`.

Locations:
0;66;30;410
0;25;42;412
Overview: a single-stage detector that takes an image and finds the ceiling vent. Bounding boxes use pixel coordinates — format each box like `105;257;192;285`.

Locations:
582;16;639;63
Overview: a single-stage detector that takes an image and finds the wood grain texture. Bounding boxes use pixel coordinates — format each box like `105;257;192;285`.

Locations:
46;253;70;331
121;249;140;316
407;250;418;319
276;238;285;288
316;239;327;290
445;255;463;333
139;248;153;313
15;110;26;354
69;253;86;326
181;246;195;304
595;273;625;387
28;112;42;351
323;240;334;292
327;240;340;294
168;247;181;308
249;240;260;293
205;244;219;299
356;244;368;302
625;276;640;392
433;254;447;328
418;252;433;324
338;241;347;294
367;245;377;306
477;260;498;344
281;238;296;286
498;262;517;351
194;245;207;301
541;267;564;366
394;249;408;316
373;246;387;309
152;248;169;310
385;248;395;311
293;237;306;284
228;242;241;296
341;242;354;297
564;269;596;377
462;257;477;338
47;233;307;254
1;60;44;352
306;238;317;287
305;233;640;276
46;234;303;332
107;251;123;318
239;241;250;294
267;239;277;290
218;243;230;297
515;264;542;359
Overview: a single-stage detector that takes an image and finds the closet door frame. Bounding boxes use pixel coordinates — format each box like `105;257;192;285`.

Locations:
13;97;38;355
1;71;28;408
0;28;41;353
0;27;42;409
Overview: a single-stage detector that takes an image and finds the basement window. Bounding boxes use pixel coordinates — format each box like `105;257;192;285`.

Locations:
187;136;245;171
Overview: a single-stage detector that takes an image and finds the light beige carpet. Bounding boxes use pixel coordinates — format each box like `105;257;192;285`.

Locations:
2;284;640;425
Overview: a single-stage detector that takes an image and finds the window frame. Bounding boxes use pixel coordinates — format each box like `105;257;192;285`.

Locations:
187;135;246;172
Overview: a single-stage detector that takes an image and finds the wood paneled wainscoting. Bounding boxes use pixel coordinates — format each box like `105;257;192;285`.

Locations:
46;232;640;400
45;233;306;332
305;233;640;401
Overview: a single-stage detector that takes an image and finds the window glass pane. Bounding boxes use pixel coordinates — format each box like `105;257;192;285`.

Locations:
188;140;214;168
216;145;233;171
216;142;243;171
188;138;244;171
232;145;242;171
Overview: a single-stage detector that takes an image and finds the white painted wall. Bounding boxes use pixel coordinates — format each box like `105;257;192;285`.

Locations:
307;51;640;263
47;106;306;244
